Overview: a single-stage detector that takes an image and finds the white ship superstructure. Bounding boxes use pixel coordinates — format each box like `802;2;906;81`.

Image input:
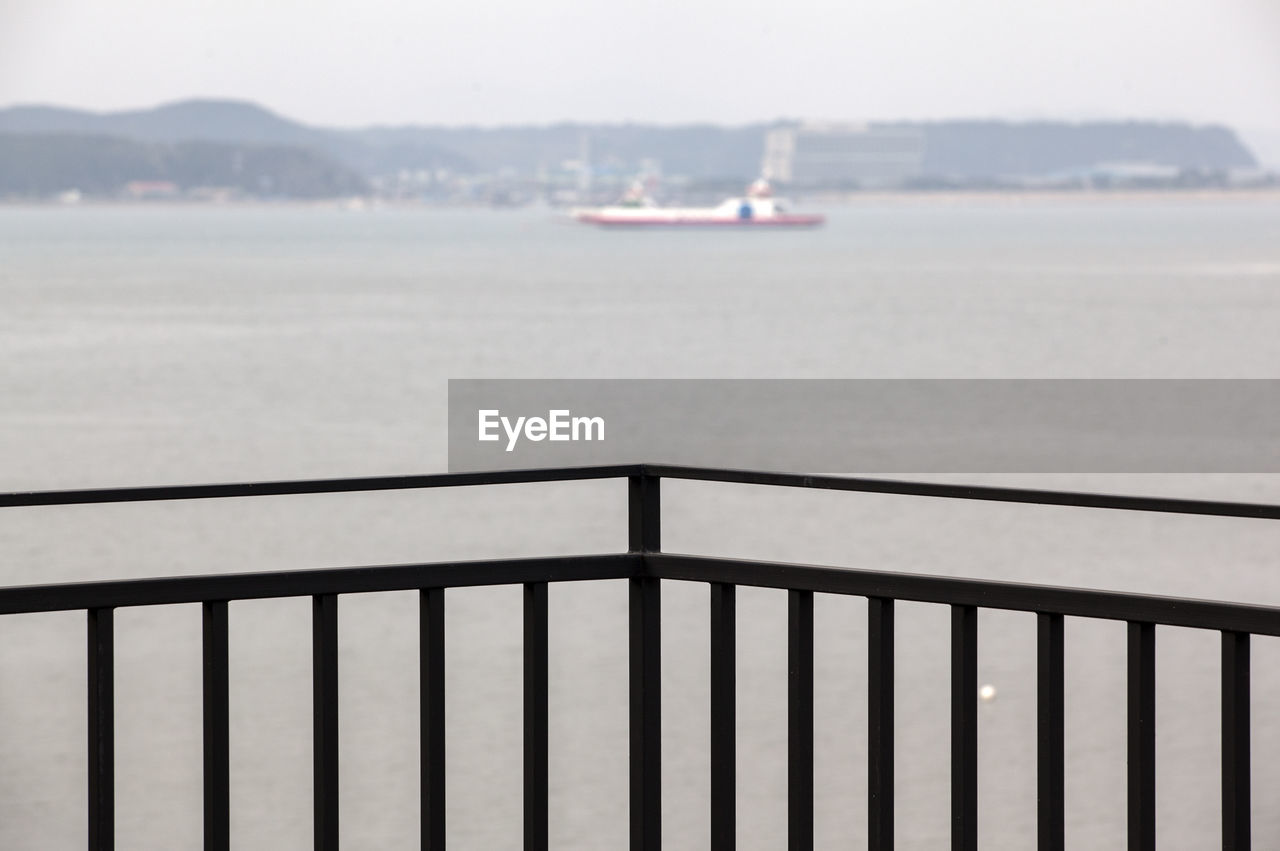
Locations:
571;179;824;228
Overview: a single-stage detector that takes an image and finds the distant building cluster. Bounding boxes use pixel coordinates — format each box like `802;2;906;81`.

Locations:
763;123;926;187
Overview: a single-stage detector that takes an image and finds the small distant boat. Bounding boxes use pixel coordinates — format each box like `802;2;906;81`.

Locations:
571;178;824;228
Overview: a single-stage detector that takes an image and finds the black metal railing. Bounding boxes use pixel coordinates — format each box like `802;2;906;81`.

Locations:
3;463;1280;851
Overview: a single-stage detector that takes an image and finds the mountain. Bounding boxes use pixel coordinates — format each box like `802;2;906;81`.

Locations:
0;100;319;145
0;134;369;198
0;101;762;177
349;122;771;178
910;120;1257;177
0;100;474;176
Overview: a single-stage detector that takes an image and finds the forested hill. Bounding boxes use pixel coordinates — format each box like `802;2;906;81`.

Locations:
0;100;476;179
907;120;1255;176
0;134;369;198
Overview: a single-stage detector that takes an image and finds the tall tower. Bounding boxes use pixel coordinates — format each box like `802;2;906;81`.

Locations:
762;127;797;182
576;130;593;197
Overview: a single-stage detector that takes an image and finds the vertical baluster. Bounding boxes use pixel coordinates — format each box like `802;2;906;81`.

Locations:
788;590;814;850
313;594;339;851
88;607;114;851
629;575;661;850
868;597;894;850
951;605;977;851
1127;622;1155;851
1222;630;1250;851
710;582;736;851
203;601;230;851
629;474;661;851
1037;613;1064;851
524;583;549;851
421;588;446;850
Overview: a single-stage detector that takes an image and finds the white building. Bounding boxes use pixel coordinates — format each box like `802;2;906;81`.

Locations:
763;122;926;187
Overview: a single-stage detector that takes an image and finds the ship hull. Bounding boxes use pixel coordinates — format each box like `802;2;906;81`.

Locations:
574;214;824;228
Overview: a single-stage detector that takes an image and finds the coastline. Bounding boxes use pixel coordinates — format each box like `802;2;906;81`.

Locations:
2;186;1280;211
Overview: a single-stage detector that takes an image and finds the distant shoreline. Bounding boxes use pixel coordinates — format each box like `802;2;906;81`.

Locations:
804;187;1280;204
3;187;1280;210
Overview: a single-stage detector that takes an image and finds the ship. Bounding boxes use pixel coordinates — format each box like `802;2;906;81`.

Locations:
570;178;824;228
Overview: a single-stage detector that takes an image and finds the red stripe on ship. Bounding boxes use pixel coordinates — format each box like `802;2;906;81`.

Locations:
576;215;824;227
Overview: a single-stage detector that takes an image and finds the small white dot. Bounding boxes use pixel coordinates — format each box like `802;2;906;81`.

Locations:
979;684;997;702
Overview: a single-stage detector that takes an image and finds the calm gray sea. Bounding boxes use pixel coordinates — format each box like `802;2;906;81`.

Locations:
2;198;1280;849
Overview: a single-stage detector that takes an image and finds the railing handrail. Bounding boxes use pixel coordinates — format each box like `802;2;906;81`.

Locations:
0;464;645;508
3;549;1280;635
0;554;638;615
4;461;1280;520
648;553;1280;635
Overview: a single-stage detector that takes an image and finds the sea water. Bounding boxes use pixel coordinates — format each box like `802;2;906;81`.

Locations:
2;197;1280;848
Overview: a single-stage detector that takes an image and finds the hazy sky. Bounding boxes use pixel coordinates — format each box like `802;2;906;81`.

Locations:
2;0;1278;133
